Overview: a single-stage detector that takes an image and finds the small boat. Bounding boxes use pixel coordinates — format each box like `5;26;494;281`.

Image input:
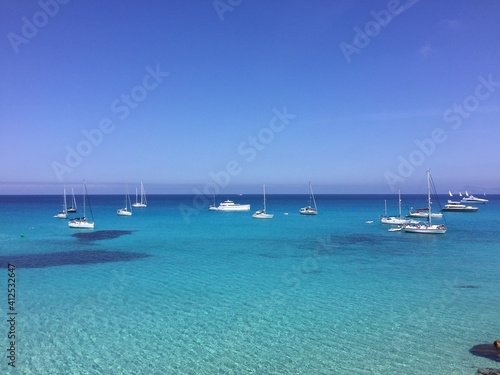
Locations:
460;191;488;204
388;226;403;232
54;187;67;219
67;187;77;212
404;170;447;234
68;181;95;229
253;184;274;219
300;181;318;215
132;182;147;208
441;200;478;212
117;185;133;216
208;193;218;211
380;189;410;225
214;199;251;211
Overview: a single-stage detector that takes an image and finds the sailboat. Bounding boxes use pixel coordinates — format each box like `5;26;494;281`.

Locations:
404;170;447;234
253;184;274;219
132;182;147;208
67;188;77;212
54;187;67;219
208;193;218;211
300;181;318;215
68;181;95;229
117;185;133;216
380;189;409;225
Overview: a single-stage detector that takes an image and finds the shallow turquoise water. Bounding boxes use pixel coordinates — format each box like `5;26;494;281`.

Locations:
0;194;499;374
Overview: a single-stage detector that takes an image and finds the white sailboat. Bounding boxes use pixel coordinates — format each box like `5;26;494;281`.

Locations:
132;182;147;208
404;170;447;234
117;185;133;216
54;187;67;219
380;189;409;225
253;184;274;219
67;187;77;212
208;193;218;211
68;181;95;229
300;181;317;215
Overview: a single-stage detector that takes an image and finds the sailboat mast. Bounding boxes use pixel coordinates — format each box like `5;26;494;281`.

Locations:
263;184;266;212
310;181;317;210
83;182;86;218
427;169;432;226
398;189;402;219
63;187;67;212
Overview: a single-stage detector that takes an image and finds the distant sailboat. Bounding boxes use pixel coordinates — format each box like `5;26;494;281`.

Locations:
300;181;317;215
68;181;95;229
132;182;147;208
54;187;67;219
253;184;274;219
404;170;447;234
67;187;77;212
380;189;409;225
117;185;133;216
208;193;218;211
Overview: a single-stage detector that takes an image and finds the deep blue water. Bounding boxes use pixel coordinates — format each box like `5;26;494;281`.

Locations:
0;194;499;374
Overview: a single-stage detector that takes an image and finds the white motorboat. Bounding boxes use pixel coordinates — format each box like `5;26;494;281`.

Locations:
460;192;488;204
132;182;147;208
441;200;478;212
215;199;251;211
300;181;318;215
68;181;95;229
253;184;274;219
404;170;447;234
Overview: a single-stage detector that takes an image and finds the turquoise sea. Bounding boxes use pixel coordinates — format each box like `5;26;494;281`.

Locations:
0;194;499;374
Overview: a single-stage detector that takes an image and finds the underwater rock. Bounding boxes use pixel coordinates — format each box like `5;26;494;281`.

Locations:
0;250;149;269
71;230;134;242
470;343;500;362
477;369;500;375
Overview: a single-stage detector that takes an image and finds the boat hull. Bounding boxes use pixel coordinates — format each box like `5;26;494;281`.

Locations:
252;211;274;219
218;205;251;211
380;217;408;225
404;224;446;234
68;220;95;229
117;209;132;216
300;206;317;215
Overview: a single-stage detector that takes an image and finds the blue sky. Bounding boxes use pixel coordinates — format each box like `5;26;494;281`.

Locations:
1;0;499;194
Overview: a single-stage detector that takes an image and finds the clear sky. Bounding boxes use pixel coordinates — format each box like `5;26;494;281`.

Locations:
1;0;499;194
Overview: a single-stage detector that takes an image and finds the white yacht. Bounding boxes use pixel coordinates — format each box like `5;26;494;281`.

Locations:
54;187;67;219
214;199;251;211
460;192;488;204
68;181;95;229
132;182;147;208
300;182;318;215
441;200;478;212
404;170;447;234
380;189;409;225
117;186;133;216
253;184;274;219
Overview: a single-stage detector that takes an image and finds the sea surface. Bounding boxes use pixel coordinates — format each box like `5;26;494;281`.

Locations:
0;194;499;374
